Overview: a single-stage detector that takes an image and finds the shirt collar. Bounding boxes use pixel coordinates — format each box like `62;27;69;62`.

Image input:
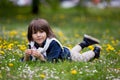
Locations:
34;39;47;48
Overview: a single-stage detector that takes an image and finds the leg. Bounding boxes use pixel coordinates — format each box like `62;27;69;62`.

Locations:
79;34;100;49
71;46;101;62
71;45;82;53
71;34;100;56
70;34;100;62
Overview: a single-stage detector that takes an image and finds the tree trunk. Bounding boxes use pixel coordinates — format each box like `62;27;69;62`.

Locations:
32;0;39;14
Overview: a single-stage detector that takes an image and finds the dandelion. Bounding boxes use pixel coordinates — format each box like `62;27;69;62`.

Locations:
70;70;77;75
18;45;27;51
8;43;14;50
0;51;5;55
57;31;64;37
8;63;13;67
21;32;27;37
88;45;94;50
9;30;17;37
106;44;114;52
67;44;72;49
0;45;2;49
111;40;119;46
39;74;46;78
111;40;115;44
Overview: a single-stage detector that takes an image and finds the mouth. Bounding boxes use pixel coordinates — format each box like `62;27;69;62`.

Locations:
37;38;42;41
36;39;43;44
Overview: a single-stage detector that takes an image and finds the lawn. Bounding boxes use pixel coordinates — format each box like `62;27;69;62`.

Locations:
0;5;120;80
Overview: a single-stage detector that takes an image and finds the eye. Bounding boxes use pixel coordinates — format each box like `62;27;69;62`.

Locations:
40;30;44;33
33;31;37;34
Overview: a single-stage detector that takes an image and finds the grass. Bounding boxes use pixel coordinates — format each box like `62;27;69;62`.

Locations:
0;5;120;80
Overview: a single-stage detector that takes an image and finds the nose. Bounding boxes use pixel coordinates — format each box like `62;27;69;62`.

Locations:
36;32;41;36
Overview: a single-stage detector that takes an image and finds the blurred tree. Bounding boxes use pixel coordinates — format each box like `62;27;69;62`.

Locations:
0;0;60;15
32;0;39;14
31;0;59;14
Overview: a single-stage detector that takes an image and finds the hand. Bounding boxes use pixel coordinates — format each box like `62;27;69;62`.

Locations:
31;50;46;61
24;49;32;61
31;50;40;58
25;49;32;57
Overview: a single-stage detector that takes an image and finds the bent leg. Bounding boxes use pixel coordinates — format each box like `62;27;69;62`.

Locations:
71;50;95;62
71;45;101;62
71;45;82;53
79;34;100;49
70;34;100;62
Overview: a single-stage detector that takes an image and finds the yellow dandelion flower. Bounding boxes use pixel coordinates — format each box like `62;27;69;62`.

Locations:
57;31;64;37
3;40;7;45
2;45;7;49
70;70;77;75
18;45;27;51
0;51;5;55
0;45;2;49
116;40;119;43
39;74;46;78
88;45;94;50
8;63;13;67
111;40;115;44
21;32;27;37
8;43;14;50
106;44;114;52
67;44;72;49
9;30;17;37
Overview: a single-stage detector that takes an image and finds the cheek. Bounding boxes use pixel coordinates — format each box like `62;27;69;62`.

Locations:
43;33;47;38
32;35;36;39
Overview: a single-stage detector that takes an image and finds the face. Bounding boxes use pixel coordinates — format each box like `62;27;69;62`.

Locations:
32;30;47;45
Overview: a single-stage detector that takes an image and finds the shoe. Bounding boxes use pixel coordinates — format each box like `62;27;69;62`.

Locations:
93;45;101;58
84;34;100;45
79;34;100;48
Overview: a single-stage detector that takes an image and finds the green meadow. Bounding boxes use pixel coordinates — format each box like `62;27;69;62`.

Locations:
0;4;120;80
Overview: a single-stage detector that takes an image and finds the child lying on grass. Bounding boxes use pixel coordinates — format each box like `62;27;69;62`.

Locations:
21;18;101;62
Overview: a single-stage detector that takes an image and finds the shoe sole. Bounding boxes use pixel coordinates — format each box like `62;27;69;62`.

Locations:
84;34;100;44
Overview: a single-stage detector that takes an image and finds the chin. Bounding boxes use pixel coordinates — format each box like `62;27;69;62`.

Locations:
38;41;43;44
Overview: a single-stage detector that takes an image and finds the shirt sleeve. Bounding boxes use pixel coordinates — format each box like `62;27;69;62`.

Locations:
46;40;62;62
